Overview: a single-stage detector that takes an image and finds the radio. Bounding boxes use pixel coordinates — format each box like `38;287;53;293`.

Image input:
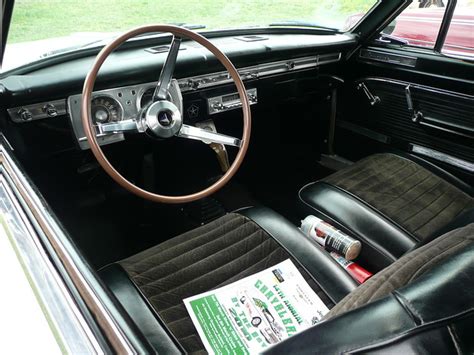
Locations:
207;88;257;115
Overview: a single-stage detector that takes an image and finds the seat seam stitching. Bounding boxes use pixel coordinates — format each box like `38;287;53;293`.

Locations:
411;197;464;235
399;181;452;225
213;246;282;289
131;222;259;279
157;243;282;313
126;215;248;269
319;182;418;242
143;230;269;296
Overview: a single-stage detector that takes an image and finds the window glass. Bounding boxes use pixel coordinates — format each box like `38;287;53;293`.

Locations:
442;0;474;59
3;0;378;72
381;1;448;49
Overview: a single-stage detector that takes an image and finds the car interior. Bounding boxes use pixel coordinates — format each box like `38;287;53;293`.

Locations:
0;0;473;353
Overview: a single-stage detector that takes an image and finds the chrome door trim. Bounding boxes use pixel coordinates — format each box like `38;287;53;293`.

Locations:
411;144;474;173
419;119;474;140
359;48;417;67
0;144;135;354
354;77;474;100
0;175;102;354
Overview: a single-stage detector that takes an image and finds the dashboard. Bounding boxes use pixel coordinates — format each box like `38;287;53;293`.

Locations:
1;33;355;150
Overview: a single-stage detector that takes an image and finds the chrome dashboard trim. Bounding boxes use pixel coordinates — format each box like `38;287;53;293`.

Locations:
66;53;341;149
7;99;67;123
178;53;341;91
10;53;341;149
8;52;341;125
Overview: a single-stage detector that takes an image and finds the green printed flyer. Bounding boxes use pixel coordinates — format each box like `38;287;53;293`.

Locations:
184;259;329;354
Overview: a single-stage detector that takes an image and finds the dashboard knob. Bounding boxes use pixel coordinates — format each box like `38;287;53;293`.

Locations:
43;104;58;117
18;108;33;121
187;79;200;90
286;61;295;70
212;102;225;111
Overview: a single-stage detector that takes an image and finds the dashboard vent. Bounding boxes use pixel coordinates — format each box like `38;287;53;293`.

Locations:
235;35;268;42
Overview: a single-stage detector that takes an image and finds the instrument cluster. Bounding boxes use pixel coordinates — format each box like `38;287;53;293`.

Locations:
67;82;158;149
91;96;123;124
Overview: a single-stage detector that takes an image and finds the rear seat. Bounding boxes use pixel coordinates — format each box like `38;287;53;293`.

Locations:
299;153;474;271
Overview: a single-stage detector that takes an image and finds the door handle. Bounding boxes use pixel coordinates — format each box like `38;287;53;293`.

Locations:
405;84;424;123
357;82;380;106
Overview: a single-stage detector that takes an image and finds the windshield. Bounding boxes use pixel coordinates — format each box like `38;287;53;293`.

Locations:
2;0;377;72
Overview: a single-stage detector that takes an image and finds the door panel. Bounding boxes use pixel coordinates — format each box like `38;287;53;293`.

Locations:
337;45;474;185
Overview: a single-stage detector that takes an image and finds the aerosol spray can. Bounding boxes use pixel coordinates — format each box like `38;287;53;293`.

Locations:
300;215;361;260
329;252;372;284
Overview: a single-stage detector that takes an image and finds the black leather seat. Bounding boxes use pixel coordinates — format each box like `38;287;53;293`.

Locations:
100;206;474;354
299;153;474;270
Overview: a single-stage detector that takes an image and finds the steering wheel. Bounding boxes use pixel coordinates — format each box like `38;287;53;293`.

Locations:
81;25;251;204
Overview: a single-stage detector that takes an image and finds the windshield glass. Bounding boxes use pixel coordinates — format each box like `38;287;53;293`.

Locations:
3;0;377;72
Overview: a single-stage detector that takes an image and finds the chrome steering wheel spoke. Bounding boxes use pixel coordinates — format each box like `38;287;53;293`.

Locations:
153;36;182;101
97;117;146;134
177;124;242;147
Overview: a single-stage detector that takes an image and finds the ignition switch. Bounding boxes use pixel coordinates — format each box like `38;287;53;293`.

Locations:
43;104;58;117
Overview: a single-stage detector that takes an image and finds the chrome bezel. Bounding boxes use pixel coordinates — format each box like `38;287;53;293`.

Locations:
91;94;124;123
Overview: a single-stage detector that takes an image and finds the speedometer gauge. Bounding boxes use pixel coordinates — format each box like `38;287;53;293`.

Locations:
91;96;122;124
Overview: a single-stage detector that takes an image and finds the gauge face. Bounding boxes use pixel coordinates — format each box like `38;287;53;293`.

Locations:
140;88;155;109
91;96;122;124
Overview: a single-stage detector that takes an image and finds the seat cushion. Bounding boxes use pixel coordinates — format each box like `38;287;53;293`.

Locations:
322;153;474;241
107;208;357;354
299;153;474;270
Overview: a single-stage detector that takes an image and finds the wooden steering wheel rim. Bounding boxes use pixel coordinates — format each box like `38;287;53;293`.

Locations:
81;25;251;204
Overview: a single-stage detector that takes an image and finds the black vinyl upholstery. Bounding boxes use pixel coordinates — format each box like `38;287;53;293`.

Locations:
300;182;416;270
100;263;184;354
265;224;474;355
100;207;357;354
99;153;474;353
326;223;474;319
299;153;474;270
101;209;474;354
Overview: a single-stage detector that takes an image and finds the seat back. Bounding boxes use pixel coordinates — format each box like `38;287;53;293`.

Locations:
264;224;474;354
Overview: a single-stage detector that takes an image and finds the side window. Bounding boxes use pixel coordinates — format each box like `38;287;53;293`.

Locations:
442;1;474;58
380;1;448;49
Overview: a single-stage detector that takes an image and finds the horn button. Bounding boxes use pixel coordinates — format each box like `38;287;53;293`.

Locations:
144;100;182;138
